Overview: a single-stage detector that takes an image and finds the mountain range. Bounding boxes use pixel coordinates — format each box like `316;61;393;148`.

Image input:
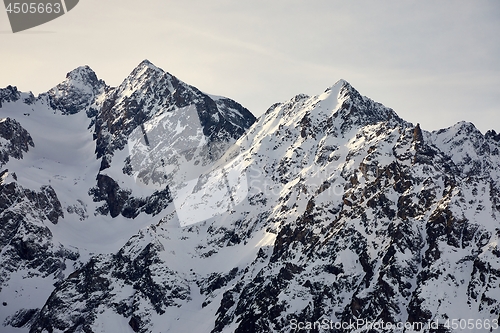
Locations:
0;60;499;333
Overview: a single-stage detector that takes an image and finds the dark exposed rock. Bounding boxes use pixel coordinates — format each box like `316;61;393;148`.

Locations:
45;65;106;115
0;182;78;296
0;117;34;166
92;60;255;169
0;182;63;228
486;129;500;142
89;174;172;218
28;185;64;225
129;315;142;332
413;123;424;143
90;174;131;218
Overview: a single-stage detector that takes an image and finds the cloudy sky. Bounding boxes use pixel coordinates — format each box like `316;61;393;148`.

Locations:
1;0;499;133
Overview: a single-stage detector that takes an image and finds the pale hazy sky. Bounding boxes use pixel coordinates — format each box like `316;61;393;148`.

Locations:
1;0;499;133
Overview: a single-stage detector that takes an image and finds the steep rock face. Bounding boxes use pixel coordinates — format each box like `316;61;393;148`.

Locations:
30;226;191;333
222;123;499;332
0;117;34;166
0;180;78;328
207;90;500;332
431;121;498;177
93;60;255;171
43;65;107;116
81;60;256;217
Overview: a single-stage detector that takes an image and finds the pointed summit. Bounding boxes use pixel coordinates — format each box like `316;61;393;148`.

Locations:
321;79;367;109
322;79;350;95
333;78;350;89
336;78;348;85
45;65;106;115
127;59;165;81
330;79;407;132
114;60;174;102
65;65;100;88
137;59;159;70
92;61;256;171
135;59;163;73
412;123;424;143
337;79;363;102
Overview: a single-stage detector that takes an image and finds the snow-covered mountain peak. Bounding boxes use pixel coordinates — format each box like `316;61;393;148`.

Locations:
0;86;35;107
450;120;480;133
0;86;21;105
334;78;348;86
136;59;162;72
251;80;408;147
325;78;351;97
112;60;191;109
332;80;407;132
64;65;100;88
430;120;500;177
126;59;166;83
50;65;104;99
43;65;106;115
431;121;484;149
118;59;187;97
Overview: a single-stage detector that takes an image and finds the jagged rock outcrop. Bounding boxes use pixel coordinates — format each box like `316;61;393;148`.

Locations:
0;181;78;302
30;226;191;333
92;60;255;171
0;117;34;166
